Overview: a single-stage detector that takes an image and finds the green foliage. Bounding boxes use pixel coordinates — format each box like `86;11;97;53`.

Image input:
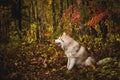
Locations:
9;31;20;41
26;23;37;43
50;30;61;39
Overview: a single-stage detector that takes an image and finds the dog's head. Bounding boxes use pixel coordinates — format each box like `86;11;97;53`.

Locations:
55;32;67;46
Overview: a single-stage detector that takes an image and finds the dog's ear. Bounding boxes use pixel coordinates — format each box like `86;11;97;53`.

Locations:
63;32;66;35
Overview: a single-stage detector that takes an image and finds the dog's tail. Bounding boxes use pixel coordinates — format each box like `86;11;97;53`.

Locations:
96;57;112;66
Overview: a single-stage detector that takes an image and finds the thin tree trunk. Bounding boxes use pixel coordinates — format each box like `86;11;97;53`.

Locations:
35;0;40;42
40;4;45;43
18;0;22;39
0;6;2;39
60;0;63;30
0;6;1;23
60;0;63;18
29;6;31;29
66;0;69;8
52;0;57;32
71;0;75;33
30;1;35;21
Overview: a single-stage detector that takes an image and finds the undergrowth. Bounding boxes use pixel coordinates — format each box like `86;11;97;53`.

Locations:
0;34;120;80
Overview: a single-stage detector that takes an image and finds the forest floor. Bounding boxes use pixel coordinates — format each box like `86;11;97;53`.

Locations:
0;38;120;80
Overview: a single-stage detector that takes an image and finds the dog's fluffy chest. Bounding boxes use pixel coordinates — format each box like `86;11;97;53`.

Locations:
65;45;88;58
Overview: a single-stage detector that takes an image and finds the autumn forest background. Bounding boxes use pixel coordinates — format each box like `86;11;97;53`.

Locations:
0;0;120;80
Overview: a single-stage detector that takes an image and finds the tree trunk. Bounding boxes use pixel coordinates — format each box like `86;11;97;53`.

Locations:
60;0;63;18
71;0;75;33
31;1;35;21
0;6;2;39
40;4;45;43
52;0;57;32
18;0;22;39
35;0;40;42
66;0;69;8
60;0;63;30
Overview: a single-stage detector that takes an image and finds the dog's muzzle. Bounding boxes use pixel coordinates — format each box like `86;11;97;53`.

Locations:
55;39;62;46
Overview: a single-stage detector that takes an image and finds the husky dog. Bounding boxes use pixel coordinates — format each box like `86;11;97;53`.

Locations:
55;32;95;70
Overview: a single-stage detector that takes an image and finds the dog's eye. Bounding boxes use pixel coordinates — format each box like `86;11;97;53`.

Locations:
60;38;64;42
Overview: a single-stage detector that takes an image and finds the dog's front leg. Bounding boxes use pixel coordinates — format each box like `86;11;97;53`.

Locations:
67;57;76;70
67;58;70;69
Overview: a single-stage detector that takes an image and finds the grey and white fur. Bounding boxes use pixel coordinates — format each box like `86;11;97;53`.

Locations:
55;32;95;70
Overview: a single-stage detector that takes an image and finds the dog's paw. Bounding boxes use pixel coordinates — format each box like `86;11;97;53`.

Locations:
67;67;72;70
67;65;74;70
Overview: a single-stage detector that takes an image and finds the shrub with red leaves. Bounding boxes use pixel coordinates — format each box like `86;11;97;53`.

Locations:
61;5;73;21
86;10;108;27
71;9;81;24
